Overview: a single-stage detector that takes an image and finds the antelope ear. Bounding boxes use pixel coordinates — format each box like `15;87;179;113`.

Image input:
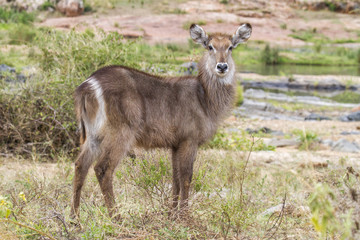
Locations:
190;24;209;48
232;23;252;48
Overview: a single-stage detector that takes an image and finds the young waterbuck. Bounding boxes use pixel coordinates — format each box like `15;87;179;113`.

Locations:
71;23;252;218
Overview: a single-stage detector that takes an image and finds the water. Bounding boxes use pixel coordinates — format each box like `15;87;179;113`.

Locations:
239;64;360;76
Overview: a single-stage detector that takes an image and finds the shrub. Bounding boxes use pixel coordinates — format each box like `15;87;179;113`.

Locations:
235;84;244;106
292;129;318;151
261;44;280;65
206;129;275;151
0;28;145;158
0;8;35;24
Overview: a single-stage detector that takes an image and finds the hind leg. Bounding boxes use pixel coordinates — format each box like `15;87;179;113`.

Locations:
71;143;97;218
94;130;134;217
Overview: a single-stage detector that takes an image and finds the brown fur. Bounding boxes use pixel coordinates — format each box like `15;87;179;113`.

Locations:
71;23;252;218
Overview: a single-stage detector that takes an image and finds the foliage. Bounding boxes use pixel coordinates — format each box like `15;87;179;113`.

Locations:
261;44;280;65
235;85;244;106
330;91;360;104
0;7;35;24
308;183;352;239
205;129;276;151
292;129;318;151
0;195;12;218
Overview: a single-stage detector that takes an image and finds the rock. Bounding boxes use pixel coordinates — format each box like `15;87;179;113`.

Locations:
305;113;331;121
241;99;278;112
332;139;360;153
244;88;356;108
266;138;300;148
0;64;15;73
259;203;296;218
57;0;84;17
340;131;360;135
321;139;334;147
340;111;360;122
179;62;198;76
0;64;27;83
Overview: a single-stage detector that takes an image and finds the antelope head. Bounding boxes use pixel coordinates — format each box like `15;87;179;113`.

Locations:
190;23;252;84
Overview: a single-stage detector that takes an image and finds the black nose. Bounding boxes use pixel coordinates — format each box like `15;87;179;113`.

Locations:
216;63;228;72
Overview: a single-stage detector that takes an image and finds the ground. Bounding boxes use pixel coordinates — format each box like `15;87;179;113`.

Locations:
1;0;360;239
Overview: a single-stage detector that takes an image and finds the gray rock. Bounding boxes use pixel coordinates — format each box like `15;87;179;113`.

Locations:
179;62;198;76
267;138;301;148
305;113;331;121
321;139;335;147
241;99;278;112
244;89;356;108
332;139;360;153
340;131;360;135
340;111;360;122
0;64;15;73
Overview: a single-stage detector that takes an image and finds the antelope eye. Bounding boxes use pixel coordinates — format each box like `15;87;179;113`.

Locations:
229;46;233;51
208;45;213;51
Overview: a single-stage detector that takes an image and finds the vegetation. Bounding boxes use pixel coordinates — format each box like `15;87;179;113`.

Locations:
261;44;280;65
1;148;359;238
292;129;318;151
205;129;276;151
0;8;35;24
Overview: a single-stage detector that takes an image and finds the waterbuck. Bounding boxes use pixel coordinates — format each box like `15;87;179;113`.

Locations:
71;23;252;218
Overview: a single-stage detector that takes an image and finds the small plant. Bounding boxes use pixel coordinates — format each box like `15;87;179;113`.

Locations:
292;129;318;151
0;8;35;24
280;23;287;30
261;44;280;65
235;84;244;106
308;183;352;239
39;1;56;11
0;195;12;218
206;129;275;151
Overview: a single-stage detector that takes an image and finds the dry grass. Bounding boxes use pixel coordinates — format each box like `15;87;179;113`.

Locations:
1;147;359;239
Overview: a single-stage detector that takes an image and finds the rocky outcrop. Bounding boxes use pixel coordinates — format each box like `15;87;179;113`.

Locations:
340;111;360;122
57;0;84;17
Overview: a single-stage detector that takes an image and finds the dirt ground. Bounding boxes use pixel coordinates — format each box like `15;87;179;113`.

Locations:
37;0;360;46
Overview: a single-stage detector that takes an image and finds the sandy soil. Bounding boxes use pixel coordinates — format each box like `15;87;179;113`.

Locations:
37;0;360;46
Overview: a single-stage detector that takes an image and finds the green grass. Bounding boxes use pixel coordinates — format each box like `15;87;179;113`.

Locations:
0;148;358;239
205;129;276;151
0;7;35;24
329;91;360;104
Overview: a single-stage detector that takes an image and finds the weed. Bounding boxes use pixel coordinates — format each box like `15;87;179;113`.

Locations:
329;91;360;104
236;85;244;106
0;8;35;24
309;183;352;239
182;20;206;30
39;1;56;11
261;44;280;65
280;23;287;30
292;129;318;151
205;129;275;151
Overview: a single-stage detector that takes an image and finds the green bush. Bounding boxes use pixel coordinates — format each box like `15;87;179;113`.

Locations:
261;44;280;65
0;7;35;24
8;24;37;44
235;85;244;106
0;28;145;158
292;129;318;151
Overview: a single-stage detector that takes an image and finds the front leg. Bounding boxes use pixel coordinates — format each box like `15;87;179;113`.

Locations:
172;140;198;211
